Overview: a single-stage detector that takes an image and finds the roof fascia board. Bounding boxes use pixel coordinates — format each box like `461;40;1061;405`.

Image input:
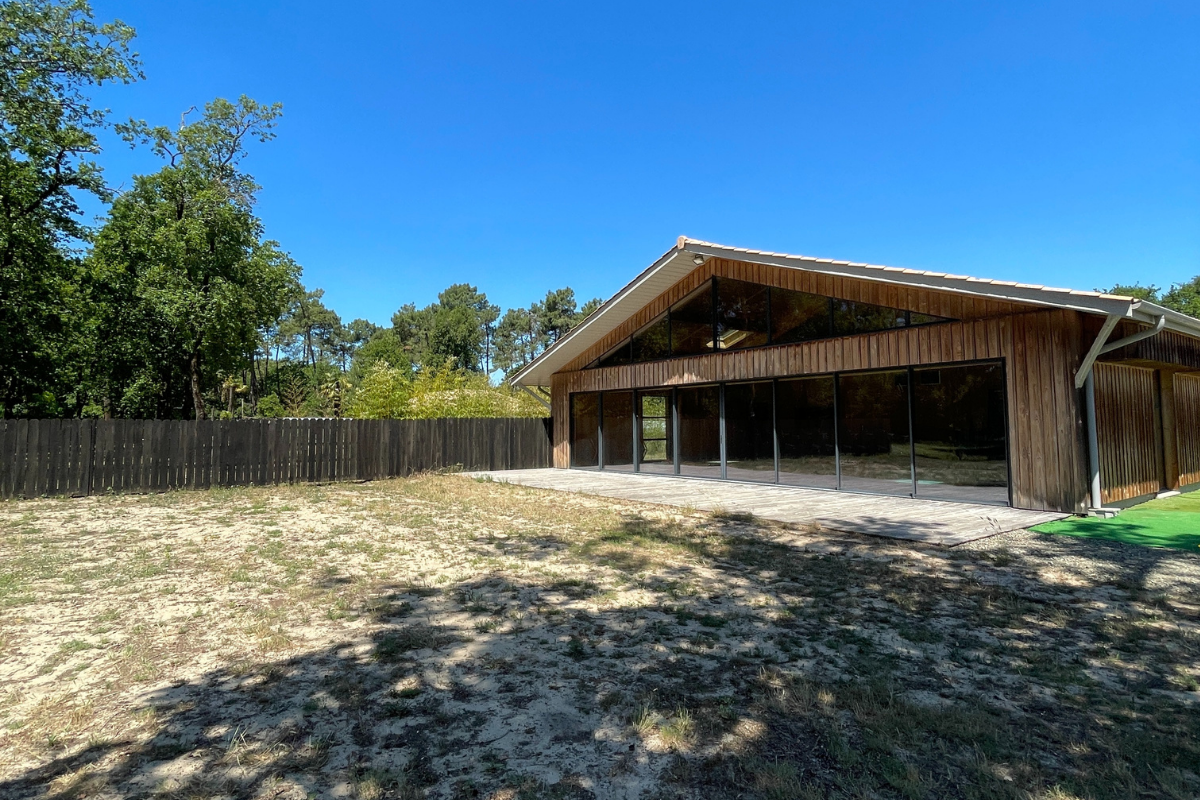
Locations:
508;244;689;385
681;242;1138;319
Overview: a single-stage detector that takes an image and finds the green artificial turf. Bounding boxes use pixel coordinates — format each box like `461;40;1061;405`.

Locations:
1033;489;1200;551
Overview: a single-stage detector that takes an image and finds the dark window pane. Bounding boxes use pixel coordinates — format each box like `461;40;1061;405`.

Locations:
910;312;949;326
837;371;912;495
832;300;907;336
913;363;1009;504
602;391;634;471
716;279;770;350
771;288;832;344
724;382;775;483
637;390;673;475
670;283;715;357
777;376;837;489
677;385;721;478
632;315;670;362
598;340;632;368
571;393;599;468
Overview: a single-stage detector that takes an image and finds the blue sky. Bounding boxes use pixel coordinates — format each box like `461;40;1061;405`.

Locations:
89;1;1199;326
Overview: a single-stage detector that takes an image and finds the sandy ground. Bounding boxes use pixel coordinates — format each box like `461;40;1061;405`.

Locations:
0;474;1197;800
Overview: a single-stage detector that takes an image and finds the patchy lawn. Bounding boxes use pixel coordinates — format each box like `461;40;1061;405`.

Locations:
1033;489;1200;553
0;474;1198;800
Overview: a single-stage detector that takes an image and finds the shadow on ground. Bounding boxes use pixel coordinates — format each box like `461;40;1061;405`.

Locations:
5;513;1199;800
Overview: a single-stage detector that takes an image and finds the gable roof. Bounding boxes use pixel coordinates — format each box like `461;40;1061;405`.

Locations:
509;237;1200;386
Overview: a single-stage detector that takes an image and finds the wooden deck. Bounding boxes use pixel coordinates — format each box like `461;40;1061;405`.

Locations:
465;469;1069;546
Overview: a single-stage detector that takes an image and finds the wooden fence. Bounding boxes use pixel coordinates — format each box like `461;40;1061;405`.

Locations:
0;417;551;499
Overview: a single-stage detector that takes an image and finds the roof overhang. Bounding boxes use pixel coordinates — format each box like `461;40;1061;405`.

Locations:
508;237;1200;386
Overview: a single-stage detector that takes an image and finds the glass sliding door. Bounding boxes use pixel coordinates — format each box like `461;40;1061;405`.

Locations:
637;390;674;475
571;392;600;468
912;363;1009;504
601;391;634;472
776;376;838;489
837;370;913;495
724;381;775;482
677;385;721;478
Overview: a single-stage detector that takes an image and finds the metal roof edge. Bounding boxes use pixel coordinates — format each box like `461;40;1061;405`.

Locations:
507;242;688;386
678;240;1140;318
509;237;1200;386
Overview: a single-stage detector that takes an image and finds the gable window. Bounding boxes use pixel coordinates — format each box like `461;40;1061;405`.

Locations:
715;278;770;350
670;283;716;357
586;278;952;369
771;287;833;344
631;314;670;362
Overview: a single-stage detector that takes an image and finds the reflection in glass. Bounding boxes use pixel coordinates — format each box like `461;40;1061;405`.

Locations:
677;386;721;478
771;288;832;344
601;391;634;471
571;393;599;468
597;340;631;368
832;300;907;337
910;311;948;326
724;382;775;482
637;390;674;475
837;371;912;495
716;279;770;350
776;376;837;489
912;364;1008;504
670;284;715;357
631;315;670;362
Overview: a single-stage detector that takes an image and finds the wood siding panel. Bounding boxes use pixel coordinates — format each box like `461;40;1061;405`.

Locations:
1174;374;1200;487
554;309;1089;512
1094;363;1163;504
563;257;1038;372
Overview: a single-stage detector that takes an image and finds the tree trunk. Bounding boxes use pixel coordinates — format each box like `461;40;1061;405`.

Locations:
190;349;206;420
248;352;258;412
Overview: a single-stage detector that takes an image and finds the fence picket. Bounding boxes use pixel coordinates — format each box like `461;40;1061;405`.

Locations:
0;417;549;499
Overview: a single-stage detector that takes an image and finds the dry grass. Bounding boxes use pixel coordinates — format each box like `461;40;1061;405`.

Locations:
0;473;1197;799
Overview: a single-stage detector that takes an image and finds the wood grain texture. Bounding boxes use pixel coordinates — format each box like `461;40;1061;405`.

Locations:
1093;363;1164;504
550;309;1090;513
563;256;1039;373
0;417;552;500
1174;373;1200;488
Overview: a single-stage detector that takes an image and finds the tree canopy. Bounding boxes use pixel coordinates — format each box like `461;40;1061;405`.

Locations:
0;0;139;415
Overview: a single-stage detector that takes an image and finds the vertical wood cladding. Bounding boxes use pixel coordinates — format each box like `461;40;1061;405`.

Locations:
1093;363;1164;504
561;257;1037;373
1174;374;1200;487
551;309;1090;513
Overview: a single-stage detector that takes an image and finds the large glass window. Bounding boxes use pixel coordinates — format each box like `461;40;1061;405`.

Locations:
716;279;770;351
912;364;1008;504
632;315;670;362
677;385;721;478
571;393;600;468
597;341;631;368
724;382;775;482
602;391;635;471
637;390;673;475
584;278;954;369
832;300;907;337
776;376;838;489
670;284;715;357
771;288;833;345
837;370;913;496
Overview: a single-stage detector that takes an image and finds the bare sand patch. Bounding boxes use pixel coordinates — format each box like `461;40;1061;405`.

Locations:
0;474;1197;799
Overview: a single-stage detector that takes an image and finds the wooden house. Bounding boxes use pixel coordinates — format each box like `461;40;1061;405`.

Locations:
509;238;1200;513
